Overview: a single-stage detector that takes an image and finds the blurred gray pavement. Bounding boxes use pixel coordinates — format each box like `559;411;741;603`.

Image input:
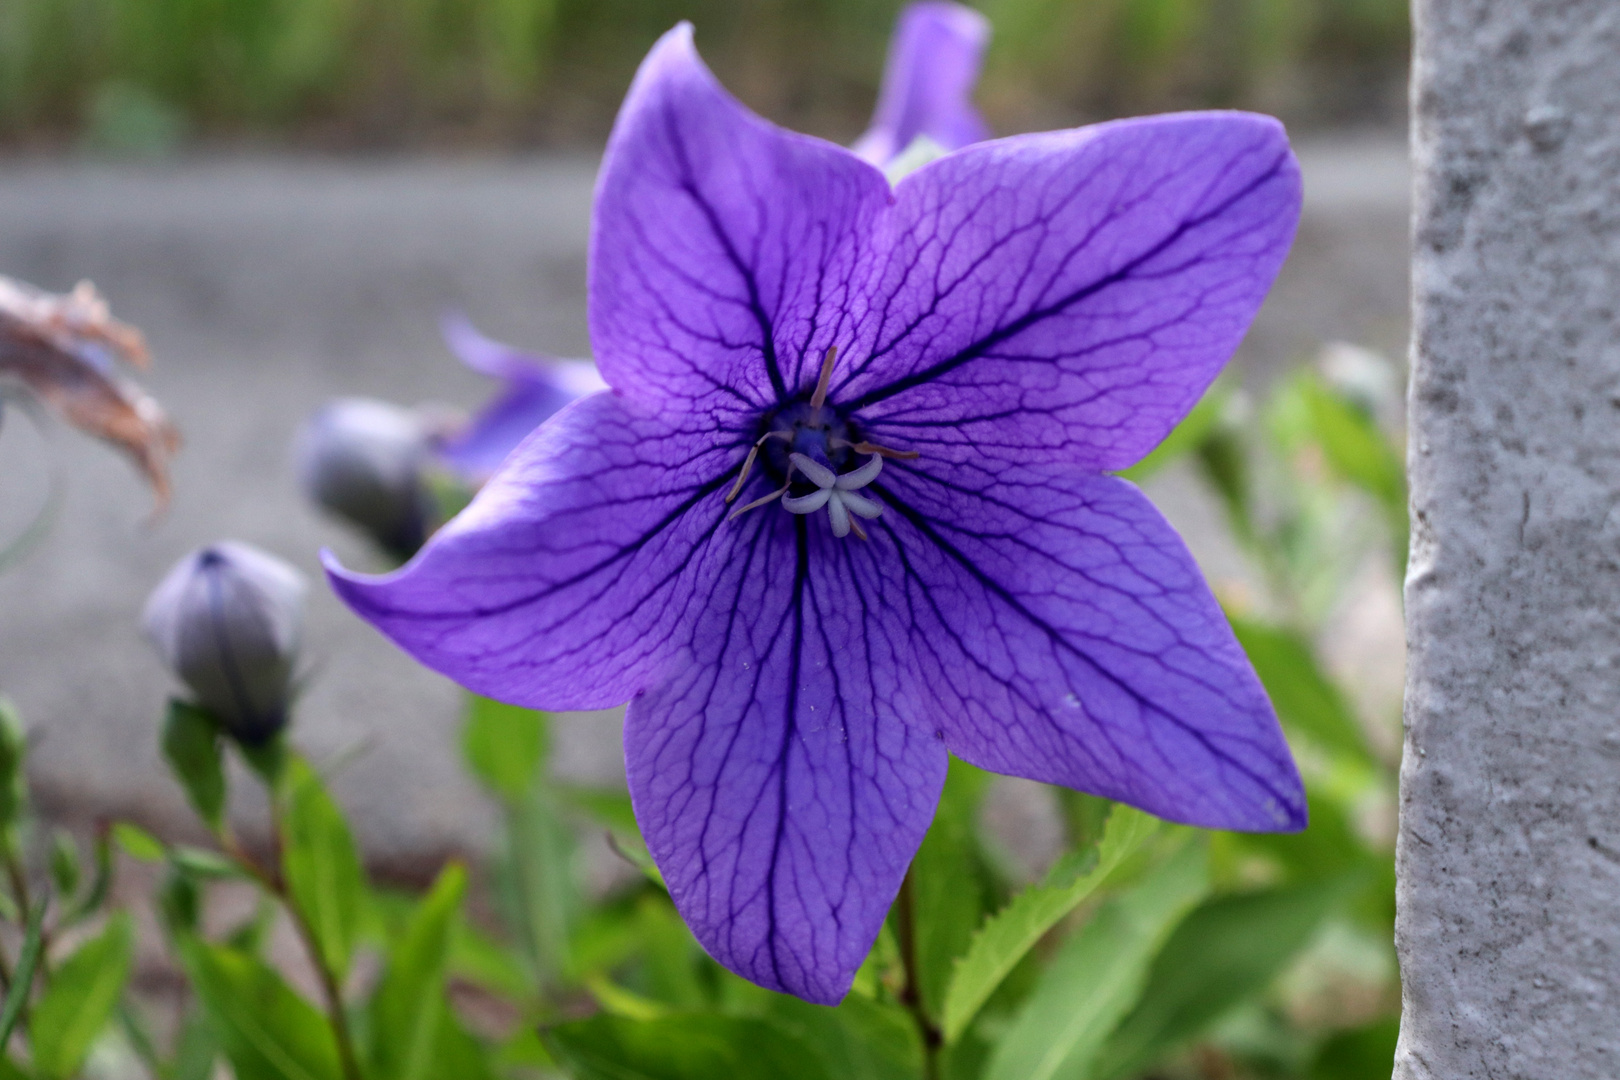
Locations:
0;133;1408;875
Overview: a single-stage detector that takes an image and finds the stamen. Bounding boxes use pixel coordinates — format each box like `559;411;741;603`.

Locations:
810;346;837;412
726;429;791;504
848;516;868;541
851;440;919;460
728;483;791;520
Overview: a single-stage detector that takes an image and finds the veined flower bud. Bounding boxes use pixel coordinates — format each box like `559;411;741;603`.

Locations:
143;542;307;744
296;398;431;558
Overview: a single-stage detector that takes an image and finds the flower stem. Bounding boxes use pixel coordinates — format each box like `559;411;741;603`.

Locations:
895;869;941;1080
222;816;364;1080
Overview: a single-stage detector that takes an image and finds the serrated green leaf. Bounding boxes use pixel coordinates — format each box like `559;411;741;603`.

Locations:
180;940;342;1080
544;1014;832;1080
942;804;1159;1042
462;694;548;803
1091;872;1364;1080
163;699;227;830
985;837;1210;1080
904;758;996;1022
0;899;47;1052
112;822;165;862
368;862;468;1080
280;757;367;980
30;912;135;1079
1228;614;1373;766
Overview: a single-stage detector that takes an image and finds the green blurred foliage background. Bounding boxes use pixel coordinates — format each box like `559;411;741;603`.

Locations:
0;0;1408;152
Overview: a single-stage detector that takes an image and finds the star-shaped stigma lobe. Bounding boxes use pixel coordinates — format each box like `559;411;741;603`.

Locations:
329;24;1306;1004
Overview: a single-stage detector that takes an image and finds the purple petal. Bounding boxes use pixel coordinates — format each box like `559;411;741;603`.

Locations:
852;1;991;166
861;461;1304;832
325;391;746;710
437;313;608;480
627;520;946;1003
838;114;1301;472
590;23;891;416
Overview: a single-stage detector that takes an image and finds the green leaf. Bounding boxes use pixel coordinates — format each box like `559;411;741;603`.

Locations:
461;694;548;803
500;785;578;981
63;830;114;925
942;804;1159;1042
173;845;249;879
1228;614;1373;766
544;1014;832;1080
985;836;1210;1080
164;699;227;830
1118;386;1226;483
30;912;135;1079
170;1009;223;1080
0;899;47;1052
280;757;367;980
49;829;80;898
0;698;27;830
904;758;996;1022
112;822;166;862
180;940;342;1080
1308;1016;1399;1080
368;862;469;1080
558;783;638;833
1091;872;1363;1080
1301;379;1406;544
764;993;923;1080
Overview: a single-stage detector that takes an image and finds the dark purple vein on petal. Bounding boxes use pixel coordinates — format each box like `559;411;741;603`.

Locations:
840;151;1288;413
868;476;1297;813
658;92;789;401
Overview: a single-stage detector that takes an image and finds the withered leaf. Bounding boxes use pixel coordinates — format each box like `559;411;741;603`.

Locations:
0;276;180;509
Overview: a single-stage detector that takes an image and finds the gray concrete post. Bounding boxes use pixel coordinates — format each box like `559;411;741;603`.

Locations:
1400;2;1620;1075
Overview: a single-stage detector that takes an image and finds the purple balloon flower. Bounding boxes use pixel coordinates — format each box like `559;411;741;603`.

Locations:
328;25;1305;1004
853;0;992;166
434;312;607;482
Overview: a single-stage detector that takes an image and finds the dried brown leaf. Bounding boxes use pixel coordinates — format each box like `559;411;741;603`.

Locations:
0;276;179;509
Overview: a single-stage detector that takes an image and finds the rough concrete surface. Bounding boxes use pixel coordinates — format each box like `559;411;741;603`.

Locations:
1400;3;1620;1076
0;133;1407;875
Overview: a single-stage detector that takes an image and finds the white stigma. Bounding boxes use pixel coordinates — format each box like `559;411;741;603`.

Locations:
782;451;884;539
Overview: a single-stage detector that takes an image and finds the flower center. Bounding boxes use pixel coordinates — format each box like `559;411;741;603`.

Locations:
725;347;916;540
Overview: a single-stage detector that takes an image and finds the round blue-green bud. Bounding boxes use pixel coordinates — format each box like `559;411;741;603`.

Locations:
142;541;307;745
295;398;431;558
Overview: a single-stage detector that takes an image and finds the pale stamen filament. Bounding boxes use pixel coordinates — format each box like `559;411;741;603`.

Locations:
726;429;792;504
810;345;837;413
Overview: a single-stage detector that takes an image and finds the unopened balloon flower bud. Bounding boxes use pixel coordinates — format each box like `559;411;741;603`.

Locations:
143;542;307;745
296;398;431;558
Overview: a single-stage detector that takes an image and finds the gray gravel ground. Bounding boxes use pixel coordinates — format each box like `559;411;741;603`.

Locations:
0;133;1408;875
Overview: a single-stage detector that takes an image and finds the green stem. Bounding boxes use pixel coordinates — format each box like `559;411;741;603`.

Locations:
225;810;364;1080
895;870;941;1080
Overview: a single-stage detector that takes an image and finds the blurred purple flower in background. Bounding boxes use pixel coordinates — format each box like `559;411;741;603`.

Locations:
853;1;991;167
298;318;604;556
329;23;1305;1004
433;312;607;483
